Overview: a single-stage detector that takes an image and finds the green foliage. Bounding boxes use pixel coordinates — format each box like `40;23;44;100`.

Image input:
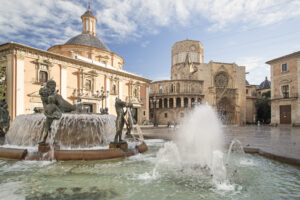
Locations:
0;67;6;100
262;90;271;98
255;94;271;124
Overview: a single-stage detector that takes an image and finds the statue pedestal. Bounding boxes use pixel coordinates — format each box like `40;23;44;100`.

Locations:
109;141;128;151
38;143;60;153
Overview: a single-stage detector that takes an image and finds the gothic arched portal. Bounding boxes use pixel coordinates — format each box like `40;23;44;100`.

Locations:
217;97;235;124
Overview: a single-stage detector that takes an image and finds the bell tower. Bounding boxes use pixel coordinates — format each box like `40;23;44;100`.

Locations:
81;4;97;36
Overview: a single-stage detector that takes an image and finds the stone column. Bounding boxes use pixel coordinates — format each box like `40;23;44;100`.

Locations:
167;98;170;108
173;97;176;108
188;98;191;108
16;54;24;116
60;65;67;99
181;97;184;108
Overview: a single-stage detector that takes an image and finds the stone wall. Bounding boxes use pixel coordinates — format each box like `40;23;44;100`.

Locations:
0;43;150;124
268;52;300;125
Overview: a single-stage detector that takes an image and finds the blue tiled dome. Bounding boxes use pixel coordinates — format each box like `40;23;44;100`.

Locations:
258;77;271;89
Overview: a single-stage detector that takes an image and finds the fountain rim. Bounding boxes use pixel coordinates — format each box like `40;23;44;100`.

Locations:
0;142;148;161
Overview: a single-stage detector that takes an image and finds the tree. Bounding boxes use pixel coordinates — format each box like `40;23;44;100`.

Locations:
255;91;271;124
0;67;6;100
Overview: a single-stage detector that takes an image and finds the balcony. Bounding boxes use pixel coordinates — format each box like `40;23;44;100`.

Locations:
271;93;299;100
150;90;203;97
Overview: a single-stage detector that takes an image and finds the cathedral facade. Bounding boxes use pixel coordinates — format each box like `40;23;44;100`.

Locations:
149;40;246;125
0;7;151;124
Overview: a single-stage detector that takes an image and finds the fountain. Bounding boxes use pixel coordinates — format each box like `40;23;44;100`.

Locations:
0;80;147;161
0;88;299;199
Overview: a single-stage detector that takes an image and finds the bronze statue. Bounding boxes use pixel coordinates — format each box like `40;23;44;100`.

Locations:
44;80;76;112
113;98;132;143
125;107;134;138
0;100;10;137
40;96;62;144
39;79;75;144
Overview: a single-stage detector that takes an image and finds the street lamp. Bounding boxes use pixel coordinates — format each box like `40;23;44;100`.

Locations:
97;86;110;114
150;96;159;127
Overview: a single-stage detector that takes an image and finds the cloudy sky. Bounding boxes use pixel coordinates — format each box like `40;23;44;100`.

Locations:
0;0;299;84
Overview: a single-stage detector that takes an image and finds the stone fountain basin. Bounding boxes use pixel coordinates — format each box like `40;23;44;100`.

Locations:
0;142;148;161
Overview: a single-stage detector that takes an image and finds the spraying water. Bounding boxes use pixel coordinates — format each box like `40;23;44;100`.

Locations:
154;104;226;182
175;105;224;168
226;139;245;163
126;108;144;142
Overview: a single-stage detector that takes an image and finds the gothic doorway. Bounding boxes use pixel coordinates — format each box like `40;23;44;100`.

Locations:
217;97;235;124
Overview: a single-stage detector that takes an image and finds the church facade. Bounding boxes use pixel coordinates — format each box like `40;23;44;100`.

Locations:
149;40;246;125
0;7;151;124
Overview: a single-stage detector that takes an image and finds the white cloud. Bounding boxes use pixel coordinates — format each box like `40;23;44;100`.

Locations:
0;0;299;47
0;0;84;48
236;57;270;85
141;41;150;48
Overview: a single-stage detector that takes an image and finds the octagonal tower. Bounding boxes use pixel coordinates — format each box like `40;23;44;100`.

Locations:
171;40;204;80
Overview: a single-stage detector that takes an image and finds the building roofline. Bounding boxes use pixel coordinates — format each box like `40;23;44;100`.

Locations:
266;51;300;64
150;79;204;84
172;39;203;47
48;44;123;60
0;42;151;83
209;61;237;65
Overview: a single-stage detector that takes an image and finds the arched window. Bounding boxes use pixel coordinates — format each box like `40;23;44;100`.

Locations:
198;98;202;104
191;98;195;107
164;98;168;108
169;98;174;108
184;98;188;108
159;99;162;108
39;71;48;83
159;85;163;93
170;84;174;93
86;20;89;31
176;98;181;107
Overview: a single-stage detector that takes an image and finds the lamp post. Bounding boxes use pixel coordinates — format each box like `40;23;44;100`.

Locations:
97;86;109;114
150;96;159;127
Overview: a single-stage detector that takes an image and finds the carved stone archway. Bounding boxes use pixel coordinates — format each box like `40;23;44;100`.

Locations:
217;97;235;124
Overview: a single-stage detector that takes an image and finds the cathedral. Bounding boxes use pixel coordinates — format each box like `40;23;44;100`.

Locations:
0;6;151;124
149;40;246;125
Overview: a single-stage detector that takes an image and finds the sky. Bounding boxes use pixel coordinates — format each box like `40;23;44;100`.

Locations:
0;0;299;84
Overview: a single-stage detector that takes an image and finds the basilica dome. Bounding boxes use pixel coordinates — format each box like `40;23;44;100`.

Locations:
65;33;109;51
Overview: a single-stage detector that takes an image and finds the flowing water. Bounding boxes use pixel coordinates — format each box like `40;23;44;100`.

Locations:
5;114;116;148
0;139;299;200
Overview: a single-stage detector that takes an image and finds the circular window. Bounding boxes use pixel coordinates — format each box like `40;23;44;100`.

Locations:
214;72;229;87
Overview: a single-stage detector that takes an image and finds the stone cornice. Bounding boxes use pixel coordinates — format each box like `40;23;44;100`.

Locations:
266;51;300;64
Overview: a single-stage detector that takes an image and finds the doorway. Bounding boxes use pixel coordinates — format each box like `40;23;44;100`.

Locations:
280;105;291;124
